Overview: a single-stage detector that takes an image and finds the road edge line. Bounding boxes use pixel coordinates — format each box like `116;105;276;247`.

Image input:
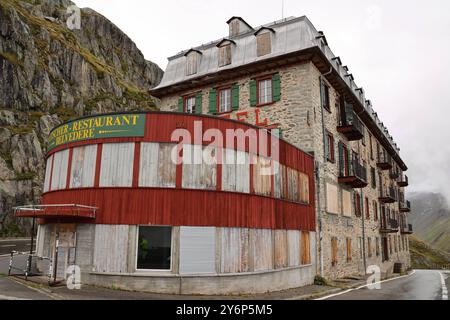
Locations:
8;277;64;300
315;270;416;300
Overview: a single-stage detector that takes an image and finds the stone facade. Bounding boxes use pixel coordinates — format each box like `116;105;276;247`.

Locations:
158;60;411;280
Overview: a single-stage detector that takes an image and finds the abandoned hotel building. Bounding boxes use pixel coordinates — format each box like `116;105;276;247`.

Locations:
15;16;412;294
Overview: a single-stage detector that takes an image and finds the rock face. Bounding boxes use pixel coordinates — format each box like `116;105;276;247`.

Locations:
0;0;163;236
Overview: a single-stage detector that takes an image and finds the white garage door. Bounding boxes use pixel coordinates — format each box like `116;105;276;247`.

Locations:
179;227;216;274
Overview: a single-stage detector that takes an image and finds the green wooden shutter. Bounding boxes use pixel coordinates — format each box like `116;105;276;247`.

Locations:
232;84;240;111
208;89;217;114
324;132;329;160
347;149;352;176
272;73;281;102
178;97;184;113
195;92;203;114
250;80;257;106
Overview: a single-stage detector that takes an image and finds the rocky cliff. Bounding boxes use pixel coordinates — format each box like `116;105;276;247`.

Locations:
0;0;163;236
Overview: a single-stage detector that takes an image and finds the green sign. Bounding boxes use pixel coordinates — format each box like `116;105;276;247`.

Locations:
48;113;146;151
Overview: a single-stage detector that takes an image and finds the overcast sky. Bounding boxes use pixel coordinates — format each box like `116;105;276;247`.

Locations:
73;0;450;200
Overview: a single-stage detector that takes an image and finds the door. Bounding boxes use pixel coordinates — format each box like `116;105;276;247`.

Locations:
50;224;77;281
382;237;389;262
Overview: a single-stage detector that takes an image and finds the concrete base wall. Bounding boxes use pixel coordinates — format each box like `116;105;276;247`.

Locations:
84;264;316;295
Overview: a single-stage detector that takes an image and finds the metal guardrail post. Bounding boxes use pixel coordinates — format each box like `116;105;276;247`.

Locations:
8;251;13;276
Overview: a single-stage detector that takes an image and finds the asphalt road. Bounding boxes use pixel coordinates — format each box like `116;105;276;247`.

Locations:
0;238;34;255
322;270;449;300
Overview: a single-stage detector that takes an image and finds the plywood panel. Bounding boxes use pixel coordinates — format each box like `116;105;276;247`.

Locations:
43;155;53;193
99;143;134;187
299;172;309;204
93;225;129;273
301;231;311;265
70;145;97;188
51;149;69;191
220;228;249;273
287;230;300;267
253;156;272;196
75;224;95;270
342;189;352;217
179;227;216;274
287;167;299;202
252;229;273;271
274;230;288;269
222;149;250;193
139;143;176;188
182;144;217;190
326;183;339;214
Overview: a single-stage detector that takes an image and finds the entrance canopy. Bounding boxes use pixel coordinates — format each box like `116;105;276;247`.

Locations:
14;204;97;219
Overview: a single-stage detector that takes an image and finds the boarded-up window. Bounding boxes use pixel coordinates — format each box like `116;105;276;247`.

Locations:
368;237;372;257
373;200;378;221
139;143;176;188
331;237;338;267
70;145;97;189
218;44;232;67
342;190;352;217
185;52;199;76
301;231;311;265
274;162;288;200
257;32;271;57
376;237;380;256
299;172;310;204
51;149;69;191
253;156;272;196
43;155;53;192
274;230;288;269
365;197;370;220
179;227;216;274
99;143;134;187
346;238;352;262
287;167;299;202
354;193;362;217
93;225;129;273
221;228;249;273
287;230;300;267
252;229;273;271
326;183;339;214
182;144;217;190
229;19;240;36
222;149;250;193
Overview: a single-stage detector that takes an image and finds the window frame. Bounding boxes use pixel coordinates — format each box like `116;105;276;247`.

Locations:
135;225;174;272
355;193;362;217
217;86;233;114
183;94;197;114
256;31;272;57
365;197;370;220
322;82;331;112
327;133;335;163
256;76;274;107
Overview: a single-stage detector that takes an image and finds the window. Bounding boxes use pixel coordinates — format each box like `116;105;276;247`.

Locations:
222;149;250;193
137;226;172;270
70;145;97;189
346;238;352;262
371;167;376;189
301;231;311;265
139;143;176;188
258;78;273;105
338;142;350;177
342;190;352;217
321;81;330;111
299;172;310;204
326;132;335;163
369;133;374;160
218;88;232;113
182;144;217;190
99;143;134;187
368;238;372;257
326;183;339;214
254;156;272;197
355;193;361;217
373;200;378;221
186;52;199;76
218;44;232;67
51;149;70;191
376;237;380;256
331;237;338;267
184;96;196;113
365;197;370;220
362;126;366;146
43;155;53;193
256;32;271;56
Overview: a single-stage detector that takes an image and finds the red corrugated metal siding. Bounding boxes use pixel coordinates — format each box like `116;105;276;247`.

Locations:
42;188;315;231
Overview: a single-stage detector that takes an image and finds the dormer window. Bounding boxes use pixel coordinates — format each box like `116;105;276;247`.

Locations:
226;17;253;37
216;39;235;67
254;27;275;57
185;49;202;76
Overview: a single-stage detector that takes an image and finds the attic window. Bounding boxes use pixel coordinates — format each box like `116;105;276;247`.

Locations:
256;32;271;57
218;45;232;67
229;20;240;37
185;50;201;76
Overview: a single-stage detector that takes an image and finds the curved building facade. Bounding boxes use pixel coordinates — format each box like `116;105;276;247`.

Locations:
18;112;317;295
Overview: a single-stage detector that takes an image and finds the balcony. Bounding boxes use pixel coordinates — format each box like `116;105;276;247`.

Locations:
337;104;364;141
380;219;399;233
389;168;399;180
398;175;409;187
399;200;411;213
377;152;392;170
401;223;413;235
379;186;397;203
338;159;368;188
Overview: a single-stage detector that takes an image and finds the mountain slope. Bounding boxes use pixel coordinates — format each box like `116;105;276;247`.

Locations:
0;0;163;235
409;236;450;269
408;192;450;253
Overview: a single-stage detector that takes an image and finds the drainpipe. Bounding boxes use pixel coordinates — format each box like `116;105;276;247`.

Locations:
360;188;367;275
317;68;333;277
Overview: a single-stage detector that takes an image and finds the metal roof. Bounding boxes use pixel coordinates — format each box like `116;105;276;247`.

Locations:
153;16;405;168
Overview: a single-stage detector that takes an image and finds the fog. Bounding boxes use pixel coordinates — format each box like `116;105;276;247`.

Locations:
73;0;450;201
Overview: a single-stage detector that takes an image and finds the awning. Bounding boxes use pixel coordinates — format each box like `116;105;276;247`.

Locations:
13;204;98;219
